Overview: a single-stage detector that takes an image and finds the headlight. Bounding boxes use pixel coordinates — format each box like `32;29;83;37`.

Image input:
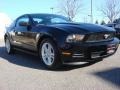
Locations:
66;34;85;43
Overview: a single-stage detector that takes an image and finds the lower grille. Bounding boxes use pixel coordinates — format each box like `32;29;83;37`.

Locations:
84;45;107;59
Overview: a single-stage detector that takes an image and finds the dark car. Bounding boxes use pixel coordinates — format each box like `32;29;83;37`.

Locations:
105;23;120;40
4;14;119;69
105;23;116;28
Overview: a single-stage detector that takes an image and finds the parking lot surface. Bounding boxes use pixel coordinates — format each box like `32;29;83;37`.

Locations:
0;41;120;90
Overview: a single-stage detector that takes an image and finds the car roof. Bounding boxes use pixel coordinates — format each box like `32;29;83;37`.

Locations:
25;13;63;17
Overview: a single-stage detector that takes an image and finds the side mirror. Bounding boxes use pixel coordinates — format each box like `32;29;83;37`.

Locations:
19;21;30;26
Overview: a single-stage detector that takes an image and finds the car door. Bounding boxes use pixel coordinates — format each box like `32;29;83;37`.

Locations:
13;15;36;50
14;16;30;48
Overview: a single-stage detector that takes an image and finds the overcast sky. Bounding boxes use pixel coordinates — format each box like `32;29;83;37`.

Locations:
0;0;106;23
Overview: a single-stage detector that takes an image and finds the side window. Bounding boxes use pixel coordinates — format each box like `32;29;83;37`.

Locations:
51;18;67;23
32;18;43;25
16;16;29;27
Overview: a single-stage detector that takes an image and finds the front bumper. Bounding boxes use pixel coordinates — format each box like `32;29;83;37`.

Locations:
61;38;119;62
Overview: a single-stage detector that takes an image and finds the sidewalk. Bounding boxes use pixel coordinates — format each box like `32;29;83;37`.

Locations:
0;39;4;43
0;35;4;42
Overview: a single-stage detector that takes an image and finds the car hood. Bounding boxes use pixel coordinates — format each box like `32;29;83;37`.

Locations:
49;23;115;34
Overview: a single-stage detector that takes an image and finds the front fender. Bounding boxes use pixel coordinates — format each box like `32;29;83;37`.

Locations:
35;28;69;50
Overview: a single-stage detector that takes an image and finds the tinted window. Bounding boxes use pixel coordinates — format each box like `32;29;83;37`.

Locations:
16;16;29;27
51;17;68;23
31;14;70;25
32;18;43;25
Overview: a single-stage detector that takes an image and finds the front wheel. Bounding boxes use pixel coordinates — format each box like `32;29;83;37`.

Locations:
39;39;62;69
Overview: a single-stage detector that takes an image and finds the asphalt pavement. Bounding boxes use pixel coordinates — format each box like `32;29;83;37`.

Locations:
0;41;120;90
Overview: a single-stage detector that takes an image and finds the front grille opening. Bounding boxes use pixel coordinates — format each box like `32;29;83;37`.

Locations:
86;33;114;42
87;45;107;59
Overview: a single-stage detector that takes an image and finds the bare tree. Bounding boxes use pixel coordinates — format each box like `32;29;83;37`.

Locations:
101;0;120;23
58;0;82;21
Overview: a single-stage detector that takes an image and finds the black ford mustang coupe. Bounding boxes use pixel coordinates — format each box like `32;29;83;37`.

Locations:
4;14;119;69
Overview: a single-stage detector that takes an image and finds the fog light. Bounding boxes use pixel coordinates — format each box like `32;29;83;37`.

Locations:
107;49;115;54
107;44;116;54
62;52;71;55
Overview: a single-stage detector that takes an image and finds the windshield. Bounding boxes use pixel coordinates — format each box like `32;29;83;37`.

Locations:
31;14;70;25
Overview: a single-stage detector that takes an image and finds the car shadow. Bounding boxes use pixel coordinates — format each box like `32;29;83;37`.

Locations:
0;46;99;71
92;68;120;88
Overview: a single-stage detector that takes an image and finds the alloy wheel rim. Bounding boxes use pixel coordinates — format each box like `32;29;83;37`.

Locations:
5;39;10;53
41;42;55;66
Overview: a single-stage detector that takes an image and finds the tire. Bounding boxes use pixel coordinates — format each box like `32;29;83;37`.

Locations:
5;38;14;54
39;39;62;69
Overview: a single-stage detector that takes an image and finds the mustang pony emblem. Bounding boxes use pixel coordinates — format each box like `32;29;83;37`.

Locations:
104;34;110;39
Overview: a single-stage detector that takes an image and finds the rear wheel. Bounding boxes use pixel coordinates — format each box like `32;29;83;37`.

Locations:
5;38;14;54
39;39;62;69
